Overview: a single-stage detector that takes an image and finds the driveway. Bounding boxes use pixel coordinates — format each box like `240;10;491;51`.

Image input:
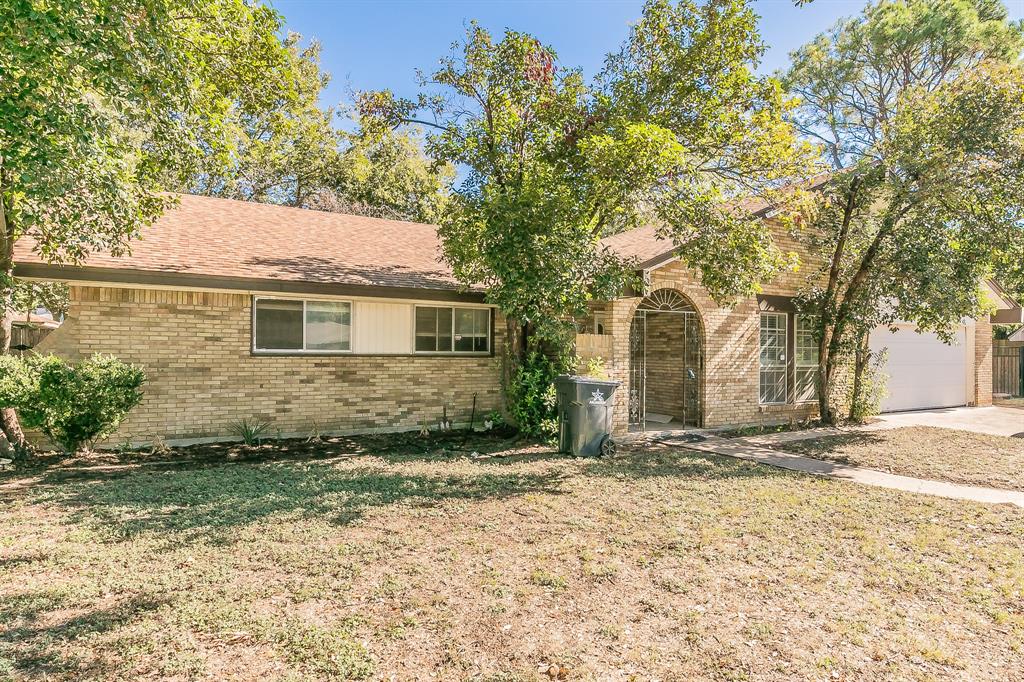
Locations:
870;406;1024;438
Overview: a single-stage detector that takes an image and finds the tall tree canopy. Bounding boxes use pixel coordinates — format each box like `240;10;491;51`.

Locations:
782;0;1024;422
184;33;343;207
181;32;451;222
324;128;452;224
359;0;814;358
0;0;295;449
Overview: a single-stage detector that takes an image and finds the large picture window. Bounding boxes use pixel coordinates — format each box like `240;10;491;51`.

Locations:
794;315;819;402
254;298;351;352
415;306;490;354
759;312;788;404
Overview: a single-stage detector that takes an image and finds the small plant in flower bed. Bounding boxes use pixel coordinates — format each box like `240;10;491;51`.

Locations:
482;410;504;431
717;418;822;439
229;417;274;446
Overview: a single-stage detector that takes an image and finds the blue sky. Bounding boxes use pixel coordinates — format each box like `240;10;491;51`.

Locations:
270;0;1024;116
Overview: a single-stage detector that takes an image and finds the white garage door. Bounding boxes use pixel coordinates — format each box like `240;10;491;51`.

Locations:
870;325;967;413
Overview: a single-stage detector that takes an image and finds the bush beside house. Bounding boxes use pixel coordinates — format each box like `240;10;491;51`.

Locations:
0;354;145;455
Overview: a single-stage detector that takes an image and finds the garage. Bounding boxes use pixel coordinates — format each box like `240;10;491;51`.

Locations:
869;324;970;413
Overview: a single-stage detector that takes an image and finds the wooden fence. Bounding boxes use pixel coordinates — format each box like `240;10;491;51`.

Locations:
575;334;614;373
994;339;1024;397
10;324;54;356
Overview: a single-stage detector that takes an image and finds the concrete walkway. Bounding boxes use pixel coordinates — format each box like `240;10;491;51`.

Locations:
679;435;1024;508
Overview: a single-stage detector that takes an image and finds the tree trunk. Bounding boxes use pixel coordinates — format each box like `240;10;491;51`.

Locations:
817;327;846;426
0;279;28;452
502;316;526;405
815;179;861;426
0;186;28;455
816;330;835;424
848;330;871;422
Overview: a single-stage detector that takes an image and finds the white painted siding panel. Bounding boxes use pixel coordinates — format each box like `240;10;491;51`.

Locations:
869;324;967;412
353;301;412;354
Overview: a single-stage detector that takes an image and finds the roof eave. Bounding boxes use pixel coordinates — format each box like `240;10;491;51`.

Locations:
636;250;679;271
992;307;1023;324
986;279;1022;323
14;262;487;304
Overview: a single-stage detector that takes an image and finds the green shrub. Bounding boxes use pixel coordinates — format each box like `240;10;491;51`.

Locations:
0;354;34;409
17;354;146;454
508;349;571;440
582;356;609;380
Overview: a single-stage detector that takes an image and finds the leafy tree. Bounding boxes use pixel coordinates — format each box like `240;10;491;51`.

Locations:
325;127;452;223
184;33;345;207
0;0;293;449
11;281;70;321
782;0;1024;422
359;0;813;371
997;244;1024;303
183;32;451;222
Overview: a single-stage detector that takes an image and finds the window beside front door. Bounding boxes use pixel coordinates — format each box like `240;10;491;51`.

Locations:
759;312;788;404
794;315;820;402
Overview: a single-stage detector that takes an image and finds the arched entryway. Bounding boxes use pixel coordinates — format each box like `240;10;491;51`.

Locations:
628;288;704;430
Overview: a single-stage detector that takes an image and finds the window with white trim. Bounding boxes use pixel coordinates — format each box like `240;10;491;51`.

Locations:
415;306;490;353
254;298;351;352
759;312;788;404
794;315;819;402
454;307;490;352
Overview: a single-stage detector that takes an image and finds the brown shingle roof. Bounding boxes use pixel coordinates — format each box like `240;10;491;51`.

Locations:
14;194;471;293
600;225;671;266
601;174;834;267
599;197;783;266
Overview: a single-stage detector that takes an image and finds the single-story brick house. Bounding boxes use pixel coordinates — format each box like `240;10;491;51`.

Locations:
13;194;1017;444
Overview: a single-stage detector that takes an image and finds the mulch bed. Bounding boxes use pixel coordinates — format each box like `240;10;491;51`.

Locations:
1;426;552;485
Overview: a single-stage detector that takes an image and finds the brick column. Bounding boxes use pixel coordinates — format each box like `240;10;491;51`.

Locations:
974;318;993;406
608;297;640;436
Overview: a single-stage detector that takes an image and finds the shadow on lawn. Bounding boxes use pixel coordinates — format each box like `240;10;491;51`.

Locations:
30;460;570;545
0;591;167;679
593;445;794;482
24;440;782;547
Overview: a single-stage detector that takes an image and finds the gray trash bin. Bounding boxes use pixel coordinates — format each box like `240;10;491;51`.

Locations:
554;375;620;456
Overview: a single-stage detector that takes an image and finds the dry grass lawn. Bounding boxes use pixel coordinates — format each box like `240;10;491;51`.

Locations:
2;433;1023;681
779;426;1024;492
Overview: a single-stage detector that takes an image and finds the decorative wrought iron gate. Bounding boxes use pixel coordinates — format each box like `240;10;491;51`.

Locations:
628;312;647;427
628;289;703;430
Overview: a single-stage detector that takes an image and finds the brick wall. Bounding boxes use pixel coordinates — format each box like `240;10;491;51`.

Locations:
35;286;505;444
597;260;993;434
974;318;993;406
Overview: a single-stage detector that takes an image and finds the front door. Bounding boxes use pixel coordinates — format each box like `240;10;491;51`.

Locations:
628;291;703;430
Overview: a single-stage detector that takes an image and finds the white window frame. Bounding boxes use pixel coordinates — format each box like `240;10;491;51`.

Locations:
794;314;819;403
252;296;353;355
759;312;788;405
413;304;492;356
